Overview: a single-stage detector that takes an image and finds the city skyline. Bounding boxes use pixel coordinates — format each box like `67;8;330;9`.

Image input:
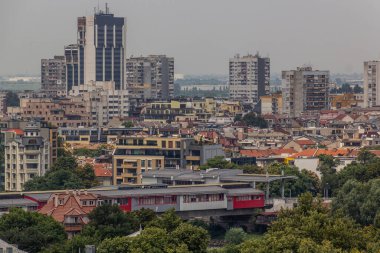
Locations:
1;0;380;76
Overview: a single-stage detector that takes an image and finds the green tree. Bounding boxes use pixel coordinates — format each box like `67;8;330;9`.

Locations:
317;155;339;196
24;153;98;191
267;163;320;197
84;204;139;240
97;236;133;253
357;149;378;164
171;223;210;253
0;208;66;253
51;155;78;171
332;179;380;226
147;208;183;232
130;227;172;253
134;208;157;228
76;163;98;188
353;84;363;93
200;156;234;170
240;193;368;253
122;121;134;128
224;227;247;245
5;91;20;107
241;112;268;128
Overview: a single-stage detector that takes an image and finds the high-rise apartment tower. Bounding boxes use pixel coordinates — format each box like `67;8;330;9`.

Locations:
282;66;329;117
229;54;270;105
364;61;380;107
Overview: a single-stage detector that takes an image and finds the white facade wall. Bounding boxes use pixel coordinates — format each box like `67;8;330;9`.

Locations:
4;139;50;191
70;81;129;126
179;196;227;211
364;61;380;107
84;16;96;84
229;54;270;104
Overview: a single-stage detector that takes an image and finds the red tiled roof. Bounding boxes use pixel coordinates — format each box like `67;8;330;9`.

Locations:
290;148;355;158
94;165;112;177
39;192;98;223
240;148;296;158
334;114;351;121
369;150;380;157
3;128;24;135
294;140;316;146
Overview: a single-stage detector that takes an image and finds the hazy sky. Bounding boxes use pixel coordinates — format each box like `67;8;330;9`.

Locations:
0;0;379;76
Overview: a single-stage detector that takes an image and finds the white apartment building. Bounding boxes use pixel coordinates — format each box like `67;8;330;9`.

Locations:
126;55;175;102
282;66;329;117
229;54;270;105
70;81;129;126
364;61;380;107
4;124;50;191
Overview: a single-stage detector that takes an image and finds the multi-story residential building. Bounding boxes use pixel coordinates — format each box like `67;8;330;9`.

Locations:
0;91;7;118
260;93;283;115
329;93;364;110
229;54;270;106
67;6;126;92
112;135;224;185
142;100;195;122
41;56;66;96
282;66;329;117
69;81;129;126
4;124;50;191
113;136;192;184
126;55;174;104
217;101;243;117
1;120;58;167
19;98;92;127
364;61;380;107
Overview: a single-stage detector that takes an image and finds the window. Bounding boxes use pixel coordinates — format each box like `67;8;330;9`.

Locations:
168;141;173;148
138;196;176;205
183;194;224;203
236;195;262;201
162;141;166;148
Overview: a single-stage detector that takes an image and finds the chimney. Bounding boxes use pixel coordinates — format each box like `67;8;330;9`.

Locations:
54;195;58;207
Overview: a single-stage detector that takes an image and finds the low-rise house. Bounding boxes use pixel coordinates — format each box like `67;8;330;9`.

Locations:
39;191;99;238
283;137;317;152
94;164;113;186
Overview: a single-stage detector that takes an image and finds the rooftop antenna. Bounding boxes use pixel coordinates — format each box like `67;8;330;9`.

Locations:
106;3;109;14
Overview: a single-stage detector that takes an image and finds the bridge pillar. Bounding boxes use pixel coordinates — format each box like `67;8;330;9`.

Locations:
281;179;285;199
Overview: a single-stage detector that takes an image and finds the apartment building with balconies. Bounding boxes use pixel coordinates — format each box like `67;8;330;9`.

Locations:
4;124;50;191
282;66;329;117
229;53;270;106
364;61;380;107
112;135;224;185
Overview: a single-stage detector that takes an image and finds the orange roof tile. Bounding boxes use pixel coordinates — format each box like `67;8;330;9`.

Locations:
3;128;24;135
240;148;296;158
39;192;98;223
94;165;112;177
294;140;316;146
290;148;355;158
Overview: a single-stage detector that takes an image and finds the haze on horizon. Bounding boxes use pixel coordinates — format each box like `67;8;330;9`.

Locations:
0;0;379;76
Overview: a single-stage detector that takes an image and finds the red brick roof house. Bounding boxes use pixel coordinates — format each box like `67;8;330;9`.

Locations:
282;137;317;152
39;191;99;238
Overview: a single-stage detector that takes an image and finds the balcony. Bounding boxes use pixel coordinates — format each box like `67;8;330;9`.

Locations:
186;155;200;161
122;172;137;178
